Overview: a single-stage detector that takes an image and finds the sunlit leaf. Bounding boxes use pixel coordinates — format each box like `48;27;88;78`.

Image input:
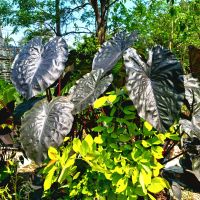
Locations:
94;135;104;144
144;121;153;131
92;31;138;74
93;96;108;108
107;95;117;103
147;177;170;193
116;177;128;193
124;46;184;132
151;146;163;159
68;69;113;114
80;140;89;156
20;96;74;163
44;166;57;191
132;167;139;184
84;134;94;151
180;75;200;139
11;37;68;99
73;172;80;180
73;138;82;153
48;146;59;160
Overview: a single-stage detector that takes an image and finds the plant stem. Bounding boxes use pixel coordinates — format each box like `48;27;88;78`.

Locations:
46;88;52;102
58;77;61;96
162;150;186;164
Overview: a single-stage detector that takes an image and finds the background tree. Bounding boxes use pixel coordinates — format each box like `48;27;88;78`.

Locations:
0;0;91;41
110;0;200;68
88;0;120;44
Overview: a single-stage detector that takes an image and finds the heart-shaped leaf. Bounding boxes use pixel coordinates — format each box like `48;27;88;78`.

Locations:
180;75;200;138
92;31;138;73
68;69;113;114
183;74;200;114
124;46;184;132
20;96;74;163
11;37;68;99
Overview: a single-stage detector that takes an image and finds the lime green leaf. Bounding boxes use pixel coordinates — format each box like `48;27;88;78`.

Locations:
58;167;70;184
89;162;107;173
131;148;143;162
110;143;118;149
84;134;94;151
123;105;135;115
119;134;130;142
107;95;117;103
135;185;147;196
116;178;128;193
43;160;56;174
141;164;151;174
142;140;151;148
165;133;180;141
110;106;117;116
92;126;105;132
63;137;70;142
151;146;163;159
144;121;153;131
169;126;175;133
60;146;71;167
152;161;163;177
73;172;80;180
141;169;152;186
132;167;139;184
73;138;82;153
70;189;78;197
94;135;104;144
156;134;166;143
107;126;115;133
112;166;124;174
97;116;113;123
148;137;162;145
93;96;108;108
147;177;170;193
44;166;57;191
48;146;59;160
80;140;89;156
139;170;147;194
64;154;76;168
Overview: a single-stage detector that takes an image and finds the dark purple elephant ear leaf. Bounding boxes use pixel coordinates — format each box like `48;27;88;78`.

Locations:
180;75;200;139
20;96;74;163
68;69;113;114
124;46;184;132
11;37;68;99
92;31;138;74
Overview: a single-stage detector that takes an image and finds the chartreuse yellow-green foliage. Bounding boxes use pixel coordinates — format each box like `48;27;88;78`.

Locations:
42;89;179;199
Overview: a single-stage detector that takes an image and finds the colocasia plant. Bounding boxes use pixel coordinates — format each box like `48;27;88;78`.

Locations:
9;31;200;198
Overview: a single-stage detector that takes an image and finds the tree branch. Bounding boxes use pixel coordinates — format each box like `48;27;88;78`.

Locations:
107;0;119;9
62;31;93;36
65;2;90;14
90;0;100;23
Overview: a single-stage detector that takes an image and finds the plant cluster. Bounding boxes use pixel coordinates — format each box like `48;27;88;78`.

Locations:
42;89;176;199
0;30;200;199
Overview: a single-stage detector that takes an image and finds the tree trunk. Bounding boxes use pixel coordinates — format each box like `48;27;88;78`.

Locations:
90;0;109;44
55;0;61;36
97;19;106;44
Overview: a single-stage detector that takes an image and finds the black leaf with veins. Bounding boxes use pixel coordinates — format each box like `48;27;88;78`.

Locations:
124;46;184;132
92;31;138;74
11;37;68;99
